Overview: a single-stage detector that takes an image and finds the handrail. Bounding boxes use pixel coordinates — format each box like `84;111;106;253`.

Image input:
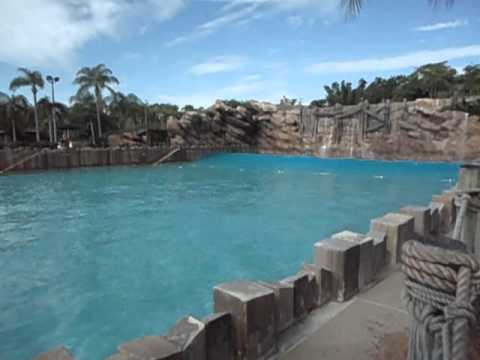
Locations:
0;149;47;175
152;147;181;166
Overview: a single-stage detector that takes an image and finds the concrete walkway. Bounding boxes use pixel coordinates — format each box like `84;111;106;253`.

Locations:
279;269;408;360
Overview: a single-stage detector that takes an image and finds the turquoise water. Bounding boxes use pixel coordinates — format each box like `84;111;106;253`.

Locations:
0;153;458;360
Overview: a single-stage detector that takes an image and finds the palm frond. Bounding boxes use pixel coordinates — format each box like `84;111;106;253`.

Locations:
106;75;120;85
343;0;454;18
76;66;93;76
428;0;455;8
9;77;31;91
32;71;45;88
342;0;363;18
73;75;95;86
75;84;93;99
104;85;117;97
12;95;30;108
17;67;33;77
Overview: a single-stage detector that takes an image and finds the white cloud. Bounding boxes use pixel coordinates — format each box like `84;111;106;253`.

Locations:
287;15;304;29
147;0;186;21
166;0;341;46
0;0;185;67
306;45;480;74
158;75;287;107
190;55;248;75
414;19;469;32
166;4;259;46
216;0;339;13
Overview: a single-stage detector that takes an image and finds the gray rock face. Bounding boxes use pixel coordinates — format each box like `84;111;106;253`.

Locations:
213;281;276;360
202;313;234;360
314;238;360;302
163;97;480;161
32;347;74;360
168;316;206;360
118;336;182;360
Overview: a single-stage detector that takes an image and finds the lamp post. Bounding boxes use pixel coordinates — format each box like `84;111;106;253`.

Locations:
46;75;60;144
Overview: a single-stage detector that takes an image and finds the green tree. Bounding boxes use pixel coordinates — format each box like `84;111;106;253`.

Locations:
106;92;146;130
0;92;30;143
413;62;456;98
309;99;328;107
69;92;98;144
364;76;410;103
182;104;195;112
9;68;44;142
150;103;180;119
324;81;357;105
73;64;119;139
38;97;68;141
462;65;480;96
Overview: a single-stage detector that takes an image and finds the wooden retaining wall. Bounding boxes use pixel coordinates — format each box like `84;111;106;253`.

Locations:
0;146;257;174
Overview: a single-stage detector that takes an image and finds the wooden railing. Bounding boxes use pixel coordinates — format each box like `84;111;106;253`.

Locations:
0;149;46;175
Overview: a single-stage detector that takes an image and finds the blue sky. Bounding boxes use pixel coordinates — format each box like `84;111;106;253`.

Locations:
0;0;479;107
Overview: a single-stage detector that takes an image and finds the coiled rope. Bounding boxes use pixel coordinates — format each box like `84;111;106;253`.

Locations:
402;240;480;360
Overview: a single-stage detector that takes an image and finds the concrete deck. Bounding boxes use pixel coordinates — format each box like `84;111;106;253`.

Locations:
279;269;408;360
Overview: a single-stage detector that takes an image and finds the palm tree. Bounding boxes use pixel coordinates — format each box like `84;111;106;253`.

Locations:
73;64;119;139
342;0;454;17
9;68;44;142
106;92;146;130
69;92;98;145
0;92;30;144
38;97;68;142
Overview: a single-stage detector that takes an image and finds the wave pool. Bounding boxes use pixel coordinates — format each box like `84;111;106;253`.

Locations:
0;153;458;359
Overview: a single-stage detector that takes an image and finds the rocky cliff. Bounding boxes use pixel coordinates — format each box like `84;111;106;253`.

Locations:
167;98;480;161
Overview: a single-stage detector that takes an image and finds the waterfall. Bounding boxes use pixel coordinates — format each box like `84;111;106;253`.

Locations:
350;120;357;158
318;118;331;158
300;106;316;138
461;113;469;160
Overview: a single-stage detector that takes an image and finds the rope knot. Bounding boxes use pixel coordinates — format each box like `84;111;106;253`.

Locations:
444;302;477;325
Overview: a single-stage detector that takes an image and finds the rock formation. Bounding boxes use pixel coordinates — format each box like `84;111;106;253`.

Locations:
167;98;480;161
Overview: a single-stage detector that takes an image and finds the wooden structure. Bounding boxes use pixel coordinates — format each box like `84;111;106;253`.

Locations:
0;130;6;147
58;124;82;142
136;128;169;146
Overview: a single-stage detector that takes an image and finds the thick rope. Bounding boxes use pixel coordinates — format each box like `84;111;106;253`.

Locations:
402;240;480;360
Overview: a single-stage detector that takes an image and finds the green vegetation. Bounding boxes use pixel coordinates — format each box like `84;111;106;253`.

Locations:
9;68;44;142
1;60;478;146
0;65;191;145
314;62;480;107
0;92;29;143
73;64;119;139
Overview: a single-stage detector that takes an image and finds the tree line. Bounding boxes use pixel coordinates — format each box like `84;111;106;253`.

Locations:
311;62;480;107
0;64;192;146
1;61;479;146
